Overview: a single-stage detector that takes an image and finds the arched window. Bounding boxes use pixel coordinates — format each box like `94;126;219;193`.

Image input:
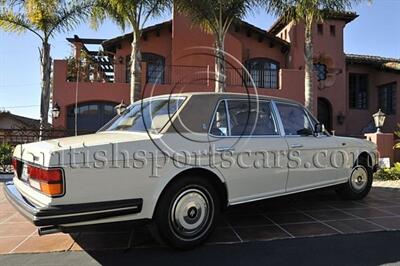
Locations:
245;58;279;89
126;53;165;84
67;101;117;134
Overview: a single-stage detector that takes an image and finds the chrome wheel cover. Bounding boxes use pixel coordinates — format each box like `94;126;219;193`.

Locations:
170;188;212;239
350;166;368;192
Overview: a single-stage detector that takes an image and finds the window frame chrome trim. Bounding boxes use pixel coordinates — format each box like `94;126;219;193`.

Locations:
224;100;232;137
101;96;187;134
273;100;316;138
270;100;285;137
208;98;281;138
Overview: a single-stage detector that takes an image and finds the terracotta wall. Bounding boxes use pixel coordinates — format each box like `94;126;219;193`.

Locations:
114;25;173;83
274;20;348;134
52;60;130;129
346;64;400;137
52;12;399;138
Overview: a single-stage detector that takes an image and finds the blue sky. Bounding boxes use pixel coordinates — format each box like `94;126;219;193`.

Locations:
0;0;399;120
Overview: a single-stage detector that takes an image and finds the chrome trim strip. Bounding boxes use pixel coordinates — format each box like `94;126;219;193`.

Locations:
207;99;224;137
271;100;285;137
273;100;317;138
224;99;232;136
4;182;143;226
208;98;282;138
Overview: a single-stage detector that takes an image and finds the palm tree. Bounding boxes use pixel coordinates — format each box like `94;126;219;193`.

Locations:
90;0;171;104
175;0;258;93
0;0;91;139
266;0;361;113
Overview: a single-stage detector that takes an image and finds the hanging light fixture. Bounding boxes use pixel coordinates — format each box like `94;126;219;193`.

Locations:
52;103;60;119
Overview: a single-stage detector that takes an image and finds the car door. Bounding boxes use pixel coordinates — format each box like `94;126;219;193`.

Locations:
208;99;289;204
274;101;343;192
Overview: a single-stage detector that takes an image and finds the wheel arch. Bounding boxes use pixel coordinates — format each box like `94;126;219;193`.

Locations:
154;167;229;215
355;151;374;169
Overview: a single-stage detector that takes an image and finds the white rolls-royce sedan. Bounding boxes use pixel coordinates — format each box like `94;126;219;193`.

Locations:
5;92;378;249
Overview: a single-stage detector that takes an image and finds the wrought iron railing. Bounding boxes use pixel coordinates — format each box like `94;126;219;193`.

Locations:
66;62;279;88
145;65;254;87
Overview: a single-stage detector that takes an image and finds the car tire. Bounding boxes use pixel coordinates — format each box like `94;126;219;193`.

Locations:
336;159;373;200
154;175;220;249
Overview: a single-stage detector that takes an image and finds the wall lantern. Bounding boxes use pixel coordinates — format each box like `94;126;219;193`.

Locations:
373;109;386;133
118;56;124;64
115;100;127;115
52;103;60;119
336;112;345;125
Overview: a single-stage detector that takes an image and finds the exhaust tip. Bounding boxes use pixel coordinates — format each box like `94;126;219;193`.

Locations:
38;226;61;236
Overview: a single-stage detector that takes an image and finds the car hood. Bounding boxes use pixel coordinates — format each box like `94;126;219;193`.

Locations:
336;136;377;150
13;131;156;167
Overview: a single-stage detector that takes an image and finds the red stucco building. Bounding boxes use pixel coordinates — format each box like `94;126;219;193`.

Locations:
52;11;400;138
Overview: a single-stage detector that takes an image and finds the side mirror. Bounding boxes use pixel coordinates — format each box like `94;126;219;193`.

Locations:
314;123;323;135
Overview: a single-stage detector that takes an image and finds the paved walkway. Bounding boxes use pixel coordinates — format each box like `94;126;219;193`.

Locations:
0;180;400;254
1;231;400;266
373;180;400;189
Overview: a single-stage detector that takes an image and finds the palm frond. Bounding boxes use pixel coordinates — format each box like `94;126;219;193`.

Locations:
175;0;216;33
140;0;171;28
266;0;361;24
0;10;42;39
175;0;259;36
90;0;135;31
393;123;400;150
90;0;170;32
48;0;93;38
395;123;400;138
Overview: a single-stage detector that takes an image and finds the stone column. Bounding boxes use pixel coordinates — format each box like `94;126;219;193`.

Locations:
365;132;394;166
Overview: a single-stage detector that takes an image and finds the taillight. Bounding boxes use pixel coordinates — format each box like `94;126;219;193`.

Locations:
12;158;18;172
27;165;64;196
12;158;21;176
27;166;62;183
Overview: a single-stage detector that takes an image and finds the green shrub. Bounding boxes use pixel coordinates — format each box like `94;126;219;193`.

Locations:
0;143;13;173
394;124;400;150
374;163;400;180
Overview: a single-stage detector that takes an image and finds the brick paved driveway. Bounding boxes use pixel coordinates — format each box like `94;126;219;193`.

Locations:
1;178;400;254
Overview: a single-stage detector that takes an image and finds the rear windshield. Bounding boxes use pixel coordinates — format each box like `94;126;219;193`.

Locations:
101;97;186;133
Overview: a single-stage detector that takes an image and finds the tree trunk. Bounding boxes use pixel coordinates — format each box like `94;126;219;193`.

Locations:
304;21;314;114
39;42;51;140
214;36;226;93
130;31;142;104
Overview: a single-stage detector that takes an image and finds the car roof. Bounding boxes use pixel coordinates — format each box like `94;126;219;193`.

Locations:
147;92;303;106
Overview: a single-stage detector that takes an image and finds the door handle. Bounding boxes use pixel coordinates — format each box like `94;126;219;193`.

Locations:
215;147;235;152
290;144;303;148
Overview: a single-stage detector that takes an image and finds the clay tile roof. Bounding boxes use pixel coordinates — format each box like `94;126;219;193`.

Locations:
346;54;400;72
0;111;50;129
102;20;172;52
269;11;358;35
235;19;290;49
101;19;289;53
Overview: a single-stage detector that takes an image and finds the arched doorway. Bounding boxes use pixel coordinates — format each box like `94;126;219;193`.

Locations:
67;101;118;134
317;97;332;132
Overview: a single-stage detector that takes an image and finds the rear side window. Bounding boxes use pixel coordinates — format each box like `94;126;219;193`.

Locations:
209;99;279;136
102;97;185;133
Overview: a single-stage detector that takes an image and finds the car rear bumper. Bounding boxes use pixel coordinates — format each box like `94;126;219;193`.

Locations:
4;181;143;227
